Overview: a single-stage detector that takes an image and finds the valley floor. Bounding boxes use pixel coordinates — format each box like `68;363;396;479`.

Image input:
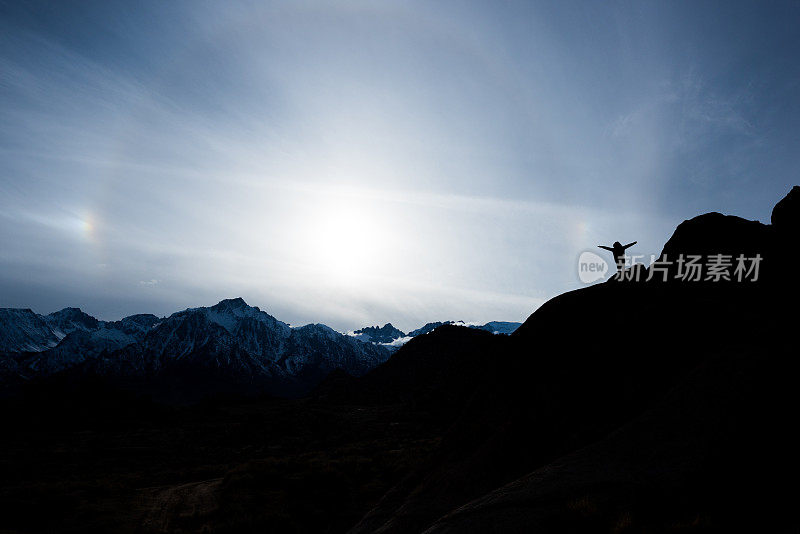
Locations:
0;388;441;533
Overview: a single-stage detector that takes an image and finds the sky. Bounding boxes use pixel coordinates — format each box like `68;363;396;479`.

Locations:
1;1;799;332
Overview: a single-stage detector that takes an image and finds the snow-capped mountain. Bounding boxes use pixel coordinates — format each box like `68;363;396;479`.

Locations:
1;298;391;397
0;306;125;353
349;323;406;344
86;299;390;388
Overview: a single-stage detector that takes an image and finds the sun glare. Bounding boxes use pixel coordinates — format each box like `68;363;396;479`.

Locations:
300;199;390;286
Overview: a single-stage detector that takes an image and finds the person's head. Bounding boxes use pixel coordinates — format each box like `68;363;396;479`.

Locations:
613;241;622;248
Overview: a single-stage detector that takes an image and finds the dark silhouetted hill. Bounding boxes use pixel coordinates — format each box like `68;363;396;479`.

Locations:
344;187;800;533
316;325;507;421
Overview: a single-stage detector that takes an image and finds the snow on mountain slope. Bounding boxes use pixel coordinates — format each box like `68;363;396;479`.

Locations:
0;308;61;352
167;298;292;359
43;307;101;340
23;328;139;376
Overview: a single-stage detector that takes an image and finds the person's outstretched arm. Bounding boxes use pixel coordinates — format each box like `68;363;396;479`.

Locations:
623;241;637;249
598;245;614;251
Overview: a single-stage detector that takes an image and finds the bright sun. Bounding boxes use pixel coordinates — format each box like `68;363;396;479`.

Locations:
301;200;389;286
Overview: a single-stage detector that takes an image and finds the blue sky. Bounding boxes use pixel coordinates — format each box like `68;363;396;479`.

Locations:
1;1;799;331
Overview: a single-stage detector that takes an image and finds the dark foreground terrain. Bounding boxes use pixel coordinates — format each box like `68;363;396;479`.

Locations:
3;187;800;533
1;381;442;533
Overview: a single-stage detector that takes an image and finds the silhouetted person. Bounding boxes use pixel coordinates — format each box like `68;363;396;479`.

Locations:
599;241;637;271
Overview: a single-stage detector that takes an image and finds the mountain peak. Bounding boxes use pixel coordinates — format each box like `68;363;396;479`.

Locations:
48;307;85;317
351;323;406;344
213;297;249;309
44;307;100;334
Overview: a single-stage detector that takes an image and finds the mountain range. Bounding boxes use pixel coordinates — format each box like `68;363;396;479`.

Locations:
0;298;519;399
